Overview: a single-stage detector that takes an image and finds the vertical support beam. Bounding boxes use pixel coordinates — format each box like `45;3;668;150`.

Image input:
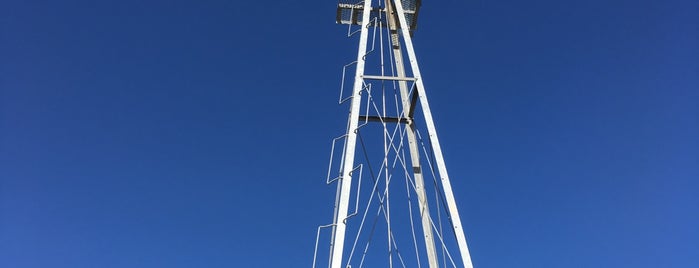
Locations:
385;1;439;268
329;1;373;268
392;1;475;267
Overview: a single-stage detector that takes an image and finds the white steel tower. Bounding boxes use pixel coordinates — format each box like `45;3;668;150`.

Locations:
313;1;474;267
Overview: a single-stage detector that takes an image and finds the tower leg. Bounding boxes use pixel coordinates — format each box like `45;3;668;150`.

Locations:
391;1;474;267
328;1;374;268
385;1;439;267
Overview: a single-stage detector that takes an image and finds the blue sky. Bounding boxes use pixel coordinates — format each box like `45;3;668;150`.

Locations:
2;0;698;267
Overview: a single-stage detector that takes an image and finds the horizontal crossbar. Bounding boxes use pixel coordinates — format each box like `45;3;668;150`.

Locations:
362;75;417;81
359;115;410;124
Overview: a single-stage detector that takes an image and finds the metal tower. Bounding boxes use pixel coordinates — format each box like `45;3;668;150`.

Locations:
313;1;474;268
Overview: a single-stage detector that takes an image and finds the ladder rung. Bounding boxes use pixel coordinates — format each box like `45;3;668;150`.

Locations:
362;75;417;81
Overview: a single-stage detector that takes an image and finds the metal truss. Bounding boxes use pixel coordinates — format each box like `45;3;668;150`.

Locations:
314;1;474;268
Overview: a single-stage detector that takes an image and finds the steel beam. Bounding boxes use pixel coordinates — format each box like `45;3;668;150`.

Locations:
328;1;374;268
393;0;475;267
386;1;439;267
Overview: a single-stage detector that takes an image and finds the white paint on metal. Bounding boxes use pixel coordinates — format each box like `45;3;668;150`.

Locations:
328;1;375;268
392;0;475;267
362;75;417;81
385;0;439;266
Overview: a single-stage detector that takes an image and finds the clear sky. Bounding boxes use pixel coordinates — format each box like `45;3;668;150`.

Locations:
2;0;698;267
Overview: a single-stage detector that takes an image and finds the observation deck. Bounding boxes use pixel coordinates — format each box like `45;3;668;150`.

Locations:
336;0;422;33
